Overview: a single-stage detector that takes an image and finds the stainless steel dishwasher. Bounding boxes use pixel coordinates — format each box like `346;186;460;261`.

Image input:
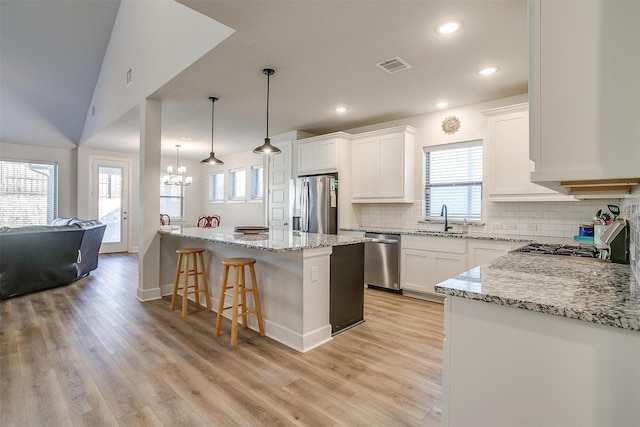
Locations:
364;232;401;293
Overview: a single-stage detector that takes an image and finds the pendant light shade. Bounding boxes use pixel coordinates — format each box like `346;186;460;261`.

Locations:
253;68;282;155
201;97;224;165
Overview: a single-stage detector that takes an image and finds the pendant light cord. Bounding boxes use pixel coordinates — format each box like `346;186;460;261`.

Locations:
209;96;218;152
265;72;270;139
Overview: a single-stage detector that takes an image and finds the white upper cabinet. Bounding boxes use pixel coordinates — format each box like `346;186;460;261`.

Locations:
295;132;351;176
351;126;416;203
529;0;640;193
483;103;575;201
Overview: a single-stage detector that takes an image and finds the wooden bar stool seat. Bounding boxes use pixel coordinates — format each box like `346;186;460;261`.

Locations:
171;248;211;317
215;257;265;346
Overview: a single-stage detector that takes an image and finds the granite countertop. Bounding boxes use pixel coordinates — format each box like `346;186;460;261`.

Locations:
341;227;564;244
435;252;640;332
159;226;368;253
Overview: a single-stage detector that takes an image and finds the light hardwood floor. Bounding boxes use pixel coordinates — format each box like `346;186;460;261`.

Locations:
0;253;444;426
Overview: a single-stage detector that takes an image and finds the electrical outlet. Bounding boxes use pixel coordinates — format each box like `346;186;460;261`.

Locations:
524;223;538;231
492;222;502;229
311;267;318;282
505;223;517;230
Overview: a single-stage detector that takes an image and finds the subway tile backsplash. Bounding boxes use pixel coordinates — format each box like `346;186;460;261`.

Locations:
360;198;623;238
623;188;639;282
361;195;639;282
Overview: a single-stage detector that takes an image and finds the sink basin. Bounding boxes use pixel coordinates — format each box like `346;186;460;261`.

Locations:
412;230;468;235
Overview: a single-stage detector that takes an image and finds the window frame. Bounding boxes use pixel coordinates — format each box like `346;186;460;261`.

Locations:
250;164;264;201
228;168;247;201
0;158;59;227
209;172;225;202
423;140;483;222
160;172;186;220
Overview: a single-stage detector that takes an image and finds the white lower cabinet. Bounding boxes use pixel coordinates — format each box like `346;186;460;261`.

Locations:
467;240;521;269
401;236;467;301
401;237;524;301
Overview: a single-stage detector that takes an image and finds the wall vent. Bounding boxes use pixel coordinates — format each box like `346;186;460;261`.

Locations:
376;56;411;74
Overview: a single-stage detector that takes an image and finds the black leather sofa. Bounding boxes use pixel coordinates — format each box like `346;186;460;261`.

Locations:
0;218;106;299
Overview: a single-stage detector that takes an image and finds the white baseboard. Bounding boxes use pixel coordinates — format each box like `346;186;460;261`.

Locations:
136;287;162;301
160;289;331;352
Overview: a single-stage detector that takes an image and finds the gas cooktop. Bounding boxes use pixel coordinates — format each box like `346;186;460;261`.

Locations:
515;242;605;259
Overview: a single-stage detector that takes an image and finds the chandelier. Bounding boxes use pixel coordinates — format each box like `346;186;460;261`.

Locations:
164;144;192;186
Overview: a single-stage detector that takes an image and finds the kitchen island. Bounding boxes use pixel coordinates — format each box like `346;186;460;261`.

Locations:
159;226;367;352
435;252;640;427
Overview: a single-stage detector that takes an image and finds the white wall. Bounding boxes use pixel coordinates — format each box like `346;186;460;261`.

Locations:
346;93;529;203
200;149;267;227
80;0;234;144
0;141;77;219
160;156;205;226
343;93;625;238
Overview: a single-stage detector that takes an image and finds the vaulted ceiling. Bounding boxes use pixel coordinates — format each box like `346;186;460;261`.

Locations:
0;0;528;159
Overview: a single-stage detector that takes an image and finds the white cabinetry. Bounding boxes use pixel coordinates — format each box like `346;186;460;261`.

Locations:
442;297;640;427
401;235;466;301
295;132;351;176
529;0;640;191
483;103;574;202
266;141;292;228
467;240;521;269
351;126;415;203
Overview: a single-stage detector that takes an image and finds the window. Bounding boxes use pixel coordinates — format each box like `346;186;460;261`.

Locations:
424;140;483;221
229;168;246;200
0;159;58;227
160;173;185;219
250;165;263;200
209;172;224;201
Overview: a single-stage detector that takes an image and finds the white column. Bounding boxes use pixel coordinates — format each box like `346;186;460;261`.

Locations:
137;98;162;301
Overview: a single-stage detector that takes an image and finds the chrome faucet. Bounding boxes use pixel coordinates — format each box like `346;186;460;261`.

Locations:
441;204;453;232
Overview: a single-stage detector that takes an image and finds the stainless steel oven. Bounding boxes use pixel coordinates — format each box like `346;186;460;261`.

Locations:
364;232;401;292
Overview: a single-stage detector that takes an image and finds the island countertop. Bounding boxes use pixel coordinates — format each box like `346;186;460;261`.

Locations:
435;252;640;331
159;226;368;253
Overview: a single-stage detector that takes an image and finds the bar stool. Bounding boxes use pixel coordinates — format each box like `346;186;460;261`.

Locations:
215;258;265;346
171;248;212;317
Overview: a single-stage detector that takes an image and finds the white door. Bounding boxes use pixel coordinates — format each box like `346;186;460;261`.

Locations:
94;159;129;253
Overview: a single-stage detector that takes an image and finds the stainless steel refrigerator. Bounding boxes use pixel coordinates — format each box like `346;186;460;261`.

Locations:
290;174;338;234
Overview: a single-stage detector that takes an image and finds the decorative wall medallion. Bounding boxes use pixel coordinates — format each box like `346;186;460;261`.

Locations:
441;115;461;135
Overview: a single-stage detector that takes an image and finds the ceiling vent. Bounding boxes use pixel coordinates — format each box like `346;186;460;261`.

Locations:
376;56;411;74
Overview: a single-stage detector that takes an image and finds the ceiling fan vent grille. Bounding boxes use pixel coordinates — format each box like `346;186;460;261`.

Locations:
376;57;411;73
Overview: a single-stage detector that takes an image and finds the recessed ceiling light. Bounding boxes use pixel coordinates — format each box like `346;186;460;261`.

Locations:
436;21;462;35
335;107;347;113
478;66;498;76
436;101;449;108
176;136;193;140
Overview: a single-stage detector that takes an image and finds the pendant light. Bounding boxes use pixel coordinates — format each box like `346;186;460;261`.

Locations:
200;97;224;165
253;68;281;155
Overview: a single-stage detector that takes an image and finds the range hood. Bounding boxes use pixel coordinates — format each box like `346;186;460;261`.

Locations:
560;178;640;195
531;177;640;199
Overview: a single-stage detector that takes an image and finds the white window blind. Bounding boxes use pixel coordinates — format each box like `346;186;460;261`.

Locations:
0;159;58;227
160;173;185;219
229;168;246;200
209;172;224;201
250;165;263;200
424;141;483;220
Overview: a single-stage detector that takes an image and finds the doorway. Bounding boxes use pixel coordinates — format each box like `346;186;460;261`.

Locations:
93;159;129;253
